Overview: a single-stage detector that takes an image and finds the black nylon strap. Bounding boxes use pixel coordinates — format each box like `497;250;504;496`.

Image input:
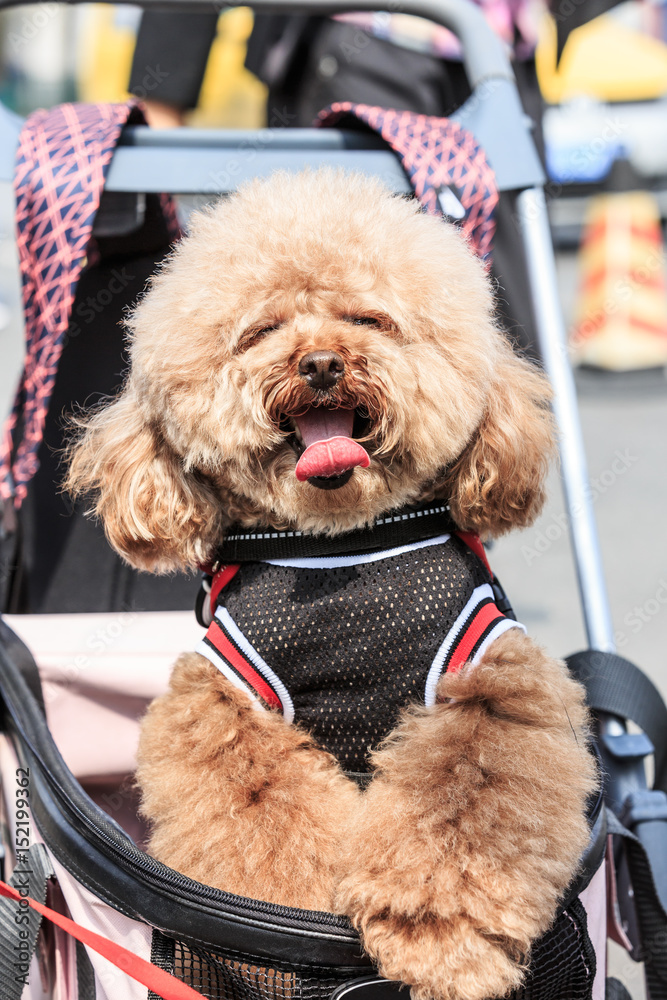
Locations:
0;843;54;1000
76;939;97;999
566;650;667;794
0;617;45;718
607;808;667;999
147;930;175;1000
560;784;607;912
216;503;455;562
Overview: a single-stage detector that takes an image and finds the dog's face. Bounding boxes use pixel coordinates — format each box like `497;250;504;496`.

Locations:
68;170;554;572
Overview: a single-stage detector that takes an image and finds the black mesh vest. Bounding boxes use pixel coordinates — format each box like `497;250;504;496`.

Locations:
197;530;522;773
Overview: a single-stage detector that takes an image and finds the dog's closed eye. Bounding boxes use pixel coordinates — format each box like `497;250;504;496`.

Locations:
344;316;382;327
238;322;283;351
342;314;404;341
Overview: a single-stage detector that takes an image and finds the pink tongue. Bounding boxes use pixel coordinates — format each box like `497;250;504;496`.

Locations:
294;408;370;481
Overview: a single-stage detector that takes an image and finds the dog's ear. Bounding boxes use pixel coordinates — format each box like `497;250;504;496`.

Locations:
442;344;555;538
65;388;222;573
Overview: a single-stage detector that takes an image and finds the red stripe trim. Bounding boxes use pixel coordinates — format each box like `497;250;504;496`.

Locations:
455;531;492;575
448;602;505;673
584;219;661;246
582;267;664;293
208;620;282;710
624;315;667;338
210;563;240;617
0;879;201;1000
576;312;667;340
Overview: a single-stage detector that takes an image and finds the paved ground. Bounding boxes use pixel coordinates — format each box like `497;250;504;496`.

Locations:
1;180;665;998
492;252;667;695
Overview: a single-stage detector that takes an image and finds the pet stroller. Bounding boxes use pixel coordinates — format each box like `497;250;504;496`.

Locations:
0;1;666;998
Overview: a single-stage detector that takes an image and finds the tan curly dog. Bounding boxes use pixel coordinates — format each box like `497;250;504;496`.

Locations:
67;169;597;1000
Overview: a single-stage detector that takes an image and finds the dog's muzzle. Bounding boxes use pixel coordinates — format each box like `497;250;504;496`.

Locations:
292;407;370;488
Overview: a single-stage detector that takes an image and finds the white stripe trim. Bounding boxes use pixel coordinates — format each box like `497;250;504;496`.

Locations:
425;583;526;705
424;583;493;706
471;617;526;665
215;608;295;724
221;505;450;544
262;533;451;569
196;639;265;711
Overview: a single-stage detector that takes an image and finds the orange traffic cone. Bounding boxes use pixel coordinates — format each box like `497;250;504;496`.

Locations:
571;191;667;371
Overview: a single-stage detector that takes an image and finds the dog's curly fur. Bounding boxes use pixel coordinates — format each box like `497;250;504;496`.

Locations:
67;169;598;1000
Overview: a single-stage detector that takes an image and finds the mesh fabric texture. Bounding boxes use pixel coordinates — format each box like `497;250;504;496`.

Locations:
149;897;596;1000
222;535;490;772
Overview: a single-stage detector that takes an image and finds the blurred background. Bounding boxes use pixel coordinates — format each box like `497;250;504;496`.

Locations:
0;9;666;992
1;0;666;669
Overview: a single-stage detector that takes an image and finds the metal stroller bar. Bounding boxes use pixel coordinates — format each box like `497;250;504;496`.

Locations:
0;0;513;88
0;1;543;194
0;0;612;651
517;189;615;653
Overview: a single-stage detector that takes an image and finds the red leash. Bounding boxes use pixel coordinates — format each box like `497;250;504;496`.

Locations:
0;879;202;1000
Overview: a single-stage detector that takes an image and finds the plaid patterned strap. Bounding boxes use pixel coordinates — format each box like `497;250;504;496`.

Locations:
317;103;498;262
0;102;179;507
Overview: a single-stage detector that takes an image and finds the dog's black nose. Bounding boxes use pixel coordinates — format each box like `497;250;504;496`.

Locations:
298;350;345;389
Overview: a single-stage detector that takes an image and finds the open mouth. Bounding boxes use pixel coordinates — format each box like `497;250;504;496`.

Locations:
280;407;371;490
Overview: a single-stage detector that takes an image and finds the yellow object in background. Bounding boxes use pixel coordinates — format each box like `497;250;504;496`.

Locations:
77;5;136;104
191;7;267;129
572;192;667;371
77;5;266;128
537;13;667;104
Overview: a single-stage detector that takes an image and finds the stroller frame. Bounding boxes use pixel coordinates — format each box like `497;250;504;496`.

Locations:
0;2;666;998
0;0;612;653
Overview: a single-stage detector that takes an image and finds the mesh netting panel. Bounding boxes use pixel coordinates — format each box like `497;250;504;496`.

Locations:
512;899;596;1000
151;934;364;1000
150;897;596;1000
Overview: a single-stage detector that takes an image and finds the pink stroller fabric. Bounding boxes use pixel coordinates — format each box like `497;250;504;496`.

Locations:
0;102;179;508
317;102;499;261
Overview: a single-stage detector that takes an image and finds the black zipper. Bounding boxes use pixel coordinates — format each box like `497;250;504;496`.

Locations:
2;658;352;935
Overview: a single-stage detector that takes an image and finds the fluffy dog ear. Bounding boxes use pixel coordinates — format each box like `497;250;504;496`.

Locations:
442;345;555;538
66;389;222;573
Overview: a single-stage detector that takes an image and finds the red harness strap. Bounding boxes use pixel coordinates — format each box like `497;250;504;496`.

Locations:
445;531;517;673
209;563;241;615
446;598;511;673
0;879;201;1000
203;615;283;711
454;530;492;575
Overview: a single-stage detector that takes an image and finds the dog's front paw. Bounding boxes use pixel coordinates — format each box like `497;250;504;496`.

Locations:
349;910;524;1000
139;652;361;909
334;778;529;1000
334;630;598;1000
